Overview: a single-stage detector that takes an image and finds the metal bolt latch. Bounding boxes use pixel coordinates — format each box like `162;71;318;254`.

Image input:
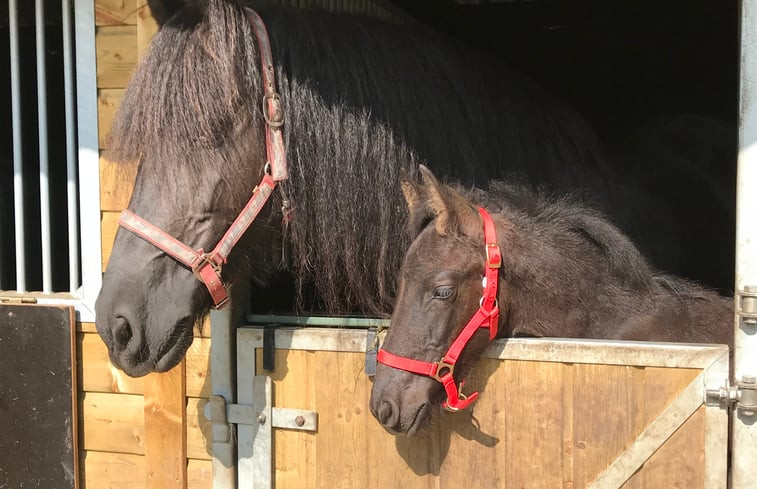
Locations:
738;286;757;326
706;376;757;416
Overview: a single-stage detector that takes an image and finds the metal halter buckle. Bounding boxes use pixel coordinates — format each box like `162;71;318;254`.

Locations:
262;91;284;128
192;252;223;282
485;243;501;268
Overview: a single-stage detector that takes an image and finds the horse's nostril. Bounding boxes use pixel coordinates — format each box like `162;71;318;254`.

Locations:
112;316;133;352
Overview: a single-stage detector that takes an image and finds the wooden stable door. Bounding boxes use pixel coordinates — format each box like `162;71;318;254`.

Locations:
230;327;729;489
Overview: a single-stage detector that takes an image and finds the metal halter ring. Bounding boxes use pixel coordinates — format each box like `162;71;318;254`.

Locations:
432;359;456;382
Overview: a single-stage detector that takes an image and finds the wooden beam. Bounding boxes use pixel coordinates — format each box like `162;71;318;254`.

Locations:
80;392;145;454
144;362;187;489
95;0;139;26
95;25;137;89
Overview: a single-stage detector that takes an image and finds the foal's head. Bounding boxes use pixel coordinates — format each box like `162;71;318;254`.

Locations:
370;166;500;435
370;165;657;435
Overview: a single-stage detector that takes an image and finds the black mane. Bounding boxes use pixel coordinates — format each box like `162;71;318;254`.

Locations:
108;0;642;315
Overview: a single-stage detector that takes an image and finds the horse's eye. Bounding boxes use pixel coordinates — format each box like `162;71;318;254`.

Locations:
432;285;456;300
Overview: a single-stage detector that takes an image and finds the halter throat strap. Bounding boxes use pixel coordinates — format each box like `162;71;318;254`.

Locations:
376;207;501;412
116;8;286;308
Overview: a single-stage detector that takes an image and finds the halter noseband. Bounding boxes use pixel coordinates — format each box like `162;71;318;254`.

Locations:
376;207;501;412
117;8;286;309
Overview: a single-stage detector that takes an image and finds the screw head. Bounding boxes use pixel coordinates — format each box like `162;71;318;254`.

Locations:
295;415;305;427
257;414;267;424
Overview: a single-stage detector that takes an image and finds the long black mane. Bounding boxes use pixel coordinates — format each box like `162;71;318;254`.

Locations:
108;0;644;315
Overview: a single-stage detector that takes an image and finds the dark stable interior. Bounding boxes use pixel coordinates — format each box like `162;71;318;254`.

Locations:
250;0;739;317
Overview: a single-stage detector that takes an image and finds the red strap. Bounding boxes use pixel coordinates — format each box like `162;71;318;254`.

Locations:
377;206;501;412
376;349;436;377
245;8;287;182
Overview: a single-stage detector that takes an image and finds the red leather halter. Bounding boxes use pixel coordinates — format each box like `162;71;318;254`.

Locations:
376;207;501;411
117;8;286;309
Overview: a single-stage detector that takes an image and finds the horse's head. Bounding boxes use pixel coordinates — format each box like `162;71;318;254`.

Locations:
370;166;502;436
95;0;274;377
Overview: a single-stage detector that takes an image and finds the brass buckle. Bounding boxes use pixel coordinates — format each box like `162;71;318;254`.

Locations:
262;91;284;128
485;243;501;268
432;359;455;382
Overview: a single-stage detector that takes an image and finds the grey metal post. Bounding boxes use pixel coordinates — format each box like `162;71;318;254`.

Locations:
732;0;757;485
210;307;237;489
35;0;53;292
62;0;80;292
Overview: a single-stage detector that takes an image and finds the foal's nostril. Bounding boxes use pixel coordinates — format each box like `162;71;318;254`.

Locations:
376;400;399;428
112;316;133;352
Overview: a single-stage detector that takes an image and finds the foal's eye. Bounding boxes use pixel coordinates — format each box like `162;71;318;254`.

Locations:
432;285;456;300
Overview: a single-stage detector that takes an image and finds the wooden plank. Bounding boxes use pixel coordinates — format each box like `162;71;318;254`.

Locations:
437;357;507;488
186;337;211;398
81;451;145;489
102;211;120;271
97;89;124;149
79;321;98;333
625;368;704;488
79;332;145;394
96;0;139;26
80;392;145;455
264;349;317;487
504;360;568;488
137;0;159;60
144;362;187;489
96;25;137;88
187;398;212;461
187;459;212;489
572;364;644;488
313;350;372;487
99;150;136;211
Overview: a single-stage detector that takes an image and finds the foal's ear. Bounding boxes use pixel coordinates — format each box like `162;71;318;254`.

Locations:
418;165;481;239
400;167;433;237
147;0;202;27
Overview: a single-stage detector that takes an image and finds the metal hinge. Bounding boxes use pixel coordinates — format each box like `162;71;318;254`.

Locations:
737;286;757;326
706;376;757;415
0;296;38;304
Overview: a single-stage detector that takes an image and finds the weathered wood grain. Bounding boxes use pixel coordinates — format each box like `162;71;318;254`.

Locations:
144;363;187;489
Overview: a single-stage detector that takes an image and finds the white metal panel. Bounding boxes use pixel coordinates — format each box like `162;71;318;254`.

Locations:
733;0;757;486
73;0;102;322
8;0;26;292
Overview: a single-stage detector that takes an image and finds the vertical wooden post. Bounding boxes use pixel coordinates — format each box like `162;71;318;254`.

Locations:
144;361;187;489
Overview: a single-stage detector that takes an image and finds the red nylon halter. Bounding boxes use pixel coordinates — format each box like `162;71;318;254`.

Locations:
377;207;501;411
117;8;286;309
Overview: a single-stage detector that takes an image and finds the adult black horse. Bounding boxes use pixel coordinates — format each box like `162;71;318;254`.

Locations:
95;0;731;377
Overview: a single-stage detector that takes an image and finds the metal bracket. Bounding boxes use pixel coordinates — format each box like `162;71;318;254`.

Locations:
705;376;757;415
737;285;757;326
365;327;378;378
204;392;317;434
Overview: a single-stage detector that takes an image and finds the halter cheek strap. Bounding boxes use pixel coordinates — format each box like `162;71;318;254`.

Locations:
116;8;286;309
376;207;501;412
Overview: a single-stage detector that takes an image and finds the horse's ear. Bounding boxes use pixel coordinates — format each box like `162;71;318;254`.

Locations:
418;165;481;239
147;0;201;27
